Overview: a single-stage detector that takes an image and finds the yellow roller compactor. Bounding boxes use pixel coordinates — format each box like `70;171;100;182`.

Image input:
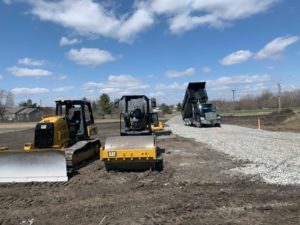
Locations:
0;100;100;183
100;95;163;171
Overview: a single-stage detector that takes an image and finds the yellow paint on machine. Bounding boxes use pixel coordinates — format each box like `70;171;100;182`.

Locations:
24;116;69;151
151;121;164;132
100;147;157;161
87;124;98;137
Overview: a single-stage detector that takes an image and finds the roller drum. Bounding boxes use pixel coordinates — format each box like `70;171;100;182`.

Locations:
105;136;155;150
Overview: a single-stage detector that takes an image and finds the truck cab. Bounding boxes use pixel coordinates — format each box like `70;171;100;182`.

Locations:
193;103;221;127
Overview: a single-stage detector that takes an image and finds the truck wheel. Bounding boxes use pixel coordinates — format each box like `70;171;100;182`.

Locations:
196;121;202;128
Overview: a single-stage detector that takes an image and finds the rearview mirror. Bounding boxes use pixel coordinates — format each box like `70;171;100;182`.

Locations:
150;98;156;108
114;99;119;108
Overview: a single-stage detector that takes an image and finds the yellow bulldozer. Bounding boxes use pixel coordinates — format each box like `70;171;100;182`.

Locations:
100;95;163;171
0;100;100;182
150;112;165;133
151;112;173;136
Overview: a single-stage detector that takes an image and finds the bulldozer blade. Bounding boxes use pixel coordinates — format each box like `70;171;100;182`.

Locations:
0;150;68;183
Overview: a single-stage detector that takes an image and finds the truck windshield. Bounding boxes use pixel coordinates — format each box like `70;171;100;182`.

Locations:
200;104;215;111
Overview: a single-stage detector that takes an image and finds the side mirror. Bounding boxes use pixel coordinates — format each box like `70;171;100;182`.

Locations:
150;98;156;108
114;99;119;108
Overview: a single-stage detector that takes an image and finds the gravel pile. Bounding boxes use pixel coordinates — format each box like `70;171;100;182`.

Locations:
167;115;300;185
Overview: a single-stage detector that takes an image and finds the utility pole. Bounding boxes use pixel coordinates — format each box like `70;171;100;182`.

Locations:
232;90;236;102
277;83;281;112
232;90;236;111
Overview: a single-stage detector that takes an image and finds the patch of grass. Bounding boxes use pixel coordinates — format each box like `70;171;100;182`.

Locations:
220;108;277;117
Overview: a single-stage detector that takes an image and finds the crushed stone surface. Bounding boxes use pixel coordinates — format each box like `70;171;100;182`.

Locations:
167;115;300;185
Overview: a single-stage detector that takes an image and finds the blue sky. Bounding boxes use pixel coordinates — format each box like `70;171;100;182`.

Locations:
0;0;300;106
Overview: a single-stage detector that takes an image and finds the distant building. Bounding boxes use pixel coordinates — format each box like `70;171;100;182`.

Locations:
3;107;41;121
3;107;25;121
16;108;41;121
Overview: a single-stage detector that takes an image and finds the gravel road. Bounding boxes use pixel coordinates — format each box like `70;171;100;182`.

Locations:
167;115;300;185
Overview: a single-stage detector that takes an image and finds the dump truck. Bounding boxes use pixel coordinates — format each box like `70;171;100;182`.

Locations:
100;95;163;171
0;100;100;182
181;82;221;127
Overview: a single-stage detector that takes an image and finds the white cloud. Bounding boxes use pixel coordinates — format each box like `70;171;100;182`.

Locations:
11;87;49;95
149;91;166;98
7;66;52;77
57;75;68;80
207;74;271;87
165;67;195;78
206;74;273;98
151;0;279;34
2;0;12;5
220;50;253;65
156;82;187;90
117;4;154;42
66;48;117;65
202;67;212;74
154;82;188;104
81;82;103;90
24;0;154;43
256;36;300;60
18;57;46;66
7;0;278;42
81;75;149;97
52;86;73;92
0;74;3;80
59;36;81;46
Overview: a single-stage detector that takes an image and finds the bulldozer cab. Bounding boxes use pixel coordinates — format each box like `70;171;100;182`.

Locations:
114;95;156;136
55;100;95;142
150;112;159;127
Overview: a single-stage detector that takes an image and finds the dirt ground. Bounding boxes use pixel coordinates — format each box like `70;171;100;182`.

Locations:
1;122;300;224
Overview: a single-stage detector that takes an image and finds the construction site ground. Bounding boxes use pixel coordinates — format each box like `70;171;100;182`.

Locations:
1;118;300;225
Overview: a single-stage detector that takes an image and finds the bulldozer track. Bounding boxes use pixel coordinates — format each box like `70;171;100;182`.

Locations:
0;196;38;208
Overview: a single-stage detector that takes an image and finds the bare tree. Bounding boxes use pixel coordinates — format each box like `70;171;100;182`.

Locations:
0;90;14;120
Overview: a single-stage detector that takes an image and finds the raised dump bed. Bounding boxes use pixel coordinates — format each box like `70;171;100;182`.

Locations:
181;82;221;127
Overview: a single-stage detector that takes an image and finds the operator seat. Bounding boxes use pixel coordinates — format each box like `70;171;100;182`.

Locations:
132;108;143;120
69;110;81;141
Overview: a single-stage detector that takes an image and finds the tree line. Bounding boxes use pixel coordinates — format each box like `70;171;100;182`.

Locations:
211;89;300;112
3;88;298;120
